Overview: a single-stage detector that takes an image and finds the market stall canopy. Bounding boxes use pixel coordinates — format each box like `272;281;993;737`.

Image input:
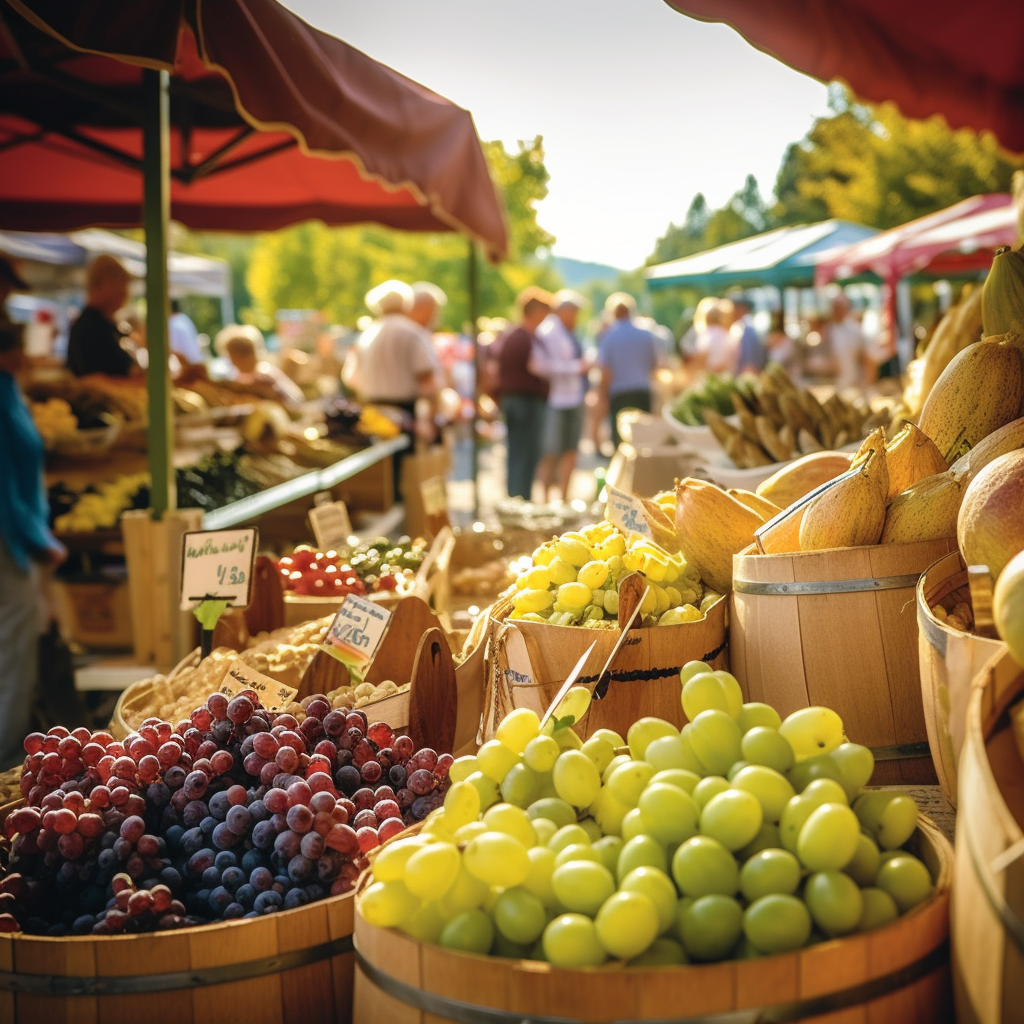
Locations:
646;220;876;291
661;0;1024;153
0;228;230;298
0;0;508;261
814;194;1017;287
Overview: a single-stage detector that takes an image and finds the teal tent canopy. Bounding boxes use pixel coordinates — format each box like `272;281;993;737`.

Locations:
645;220;878;292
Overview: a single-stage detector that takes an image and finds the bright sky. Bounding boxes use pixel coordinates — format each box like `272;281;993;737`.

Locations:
284;0;832;270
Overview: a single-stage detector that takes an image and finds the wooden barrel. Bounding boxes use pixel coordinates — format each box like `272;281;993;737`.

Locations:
0;803;356;1024
952;646;1024;1024
352;818;953;1024
731;538;958;785
485;595;728;742
917;551;1005;806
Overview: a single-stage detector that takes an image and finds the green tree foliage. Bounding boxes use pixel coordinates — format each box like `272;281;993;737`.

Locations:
242;137;559;333
772;84;1024;229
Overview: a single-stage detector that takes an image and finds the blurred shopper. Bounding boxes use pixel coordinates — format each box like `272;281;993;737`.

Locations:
66;255;139;378
495;287;552;499
0;323;66;769
342;280;442;499
342;280;439;418
408;281;447;333
532;289;588;502
766;312;799;376
691;297;738;375
730;296;767;373
598;292;659;448
169;299;203;366
0;255;29;329
216;324;305;406
829;293;867;390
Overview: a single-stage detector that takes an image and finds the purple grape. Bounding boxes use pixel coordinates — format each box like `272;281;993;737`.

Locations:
183;771;208;800
227;696;254;725
334;766;361;795
250;866;274;891
226;805;251;836
323;710;347;737
300;832;325;859
285;805;313;835
286;855;313;883
221;866;245;893
254;890;282;915
211;822;237;850
222;902;245;919
359;761;382;784
235;884;257;909
208;791;231;820
407;769;435;796
251;819;276;850
388;765;407;788
214;850;238;870
273;830;301;860
183;800;209;828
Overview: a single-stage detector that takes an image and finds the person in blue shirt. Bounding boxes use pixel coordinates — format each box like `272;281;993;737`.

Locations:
730;296;767;373
597;292;660;449
0;323;66;768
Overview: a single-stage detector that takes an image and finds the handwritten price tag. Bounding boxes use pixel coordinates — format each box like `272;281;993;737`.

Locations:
309;501;353;554
180;528;258;610
421;476;448;517
605;486;652;539
321;594;392;666
219;660;297;713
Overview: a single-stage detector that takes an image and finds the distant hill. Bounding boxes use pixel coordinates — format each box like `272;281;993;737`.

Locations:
551;255;624;289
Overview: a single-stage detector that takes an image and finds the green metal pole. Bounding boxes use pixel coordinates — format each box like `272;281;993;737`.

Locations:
467;239;480;517
143;68;175;516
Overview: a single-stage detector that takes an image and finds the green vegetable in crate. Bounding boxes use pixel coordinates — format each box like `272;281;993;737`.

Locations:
359;666;936;965
669;373;741;427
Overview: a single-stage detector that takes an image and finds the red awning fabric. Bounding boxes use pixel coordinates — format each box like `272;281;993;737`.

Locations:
662;0;1024;153
0;0;508;260
814;193;1017;287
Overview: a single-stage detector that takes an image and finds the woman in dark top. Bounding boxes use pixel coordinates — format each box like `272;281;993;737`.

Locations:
66;254;137;377
496;287;552;500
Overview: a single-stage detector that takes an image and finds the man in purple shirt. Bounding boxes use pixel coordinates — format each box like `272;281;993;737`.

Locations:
597;292;659;448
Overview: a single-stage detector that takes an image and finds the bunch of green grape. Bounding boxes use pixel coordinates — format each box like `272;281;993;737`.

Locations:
509;520;721;629
357;666;935;966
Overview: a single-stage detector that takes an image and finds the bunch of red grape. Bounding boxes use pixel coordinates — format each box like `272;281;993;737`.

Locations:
0;691;451;936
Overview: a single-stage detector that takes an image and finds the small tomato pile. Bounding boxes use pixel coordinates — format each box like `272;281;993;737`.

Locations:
276;537;428;598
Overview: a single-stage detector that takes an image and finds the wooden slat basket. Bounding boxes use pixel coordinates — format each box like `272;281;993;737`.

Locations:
731;537;958;785
0;800;356;1024
484;594;729;742
951;645;1024;1024
917;550;1005;805
352;818;953;1024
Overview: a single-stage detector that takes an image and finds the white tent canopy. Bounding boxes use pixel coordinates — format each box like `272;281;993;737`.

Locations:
0;228;232;312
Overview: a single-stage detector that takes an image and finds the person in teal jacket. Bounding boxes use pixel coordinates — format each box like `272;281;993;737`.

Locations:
0;323;66;768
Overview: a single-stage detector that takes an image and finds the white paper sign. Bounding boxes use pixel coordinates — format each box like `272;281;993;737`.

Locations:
421;476;448;517
219;660;298;712
321;594;392;665
179;528;258;610
309;501;353;553
604;486;652;539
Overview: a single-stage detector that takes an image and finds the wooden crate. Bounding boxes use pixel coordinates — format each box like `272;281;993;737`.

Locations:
917;550;1004;805
952;646;1024;1024
731;537;958;784
353;819;953;1024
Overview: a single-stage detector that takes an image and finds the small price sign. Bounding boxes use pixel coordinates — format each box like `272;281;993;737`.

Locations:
421;476;448;517
605;486;652;539
219;660;297;713
180;528;258;610
322;594;391;666
309;500;353;554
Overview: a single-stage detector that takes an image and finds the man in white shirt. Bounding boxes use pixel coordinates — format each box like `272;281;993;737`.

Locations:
531;289;588;502
168;299;202;365
829;293;866;391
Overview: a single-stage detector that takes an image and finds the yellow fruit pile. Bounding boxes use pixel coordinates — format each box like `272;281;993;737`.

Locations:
30;397;78;445
702;364;893;469
510;518;718;628
53;472;149;533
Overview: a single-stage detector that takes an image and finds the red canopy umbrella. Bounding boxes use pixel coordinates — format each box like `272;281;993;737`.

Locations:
0;0;507;511
0;0;507;255
662;0;1024;152
814;193;1018;287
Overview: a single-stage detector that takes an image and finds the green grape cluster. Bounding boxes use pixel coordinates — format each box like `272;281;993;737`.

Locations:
358;669;934;966
509;521;721;629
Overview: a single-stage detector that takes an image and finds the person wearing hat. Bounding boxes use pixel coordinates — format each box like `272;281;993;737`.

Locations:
0;321;67;768
66;254;139;377
0;254;29;329
531;289;589;502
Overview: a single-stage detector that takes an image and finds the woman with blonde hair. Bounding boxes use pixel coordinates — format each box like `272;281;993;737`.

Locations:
692;297;739;374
